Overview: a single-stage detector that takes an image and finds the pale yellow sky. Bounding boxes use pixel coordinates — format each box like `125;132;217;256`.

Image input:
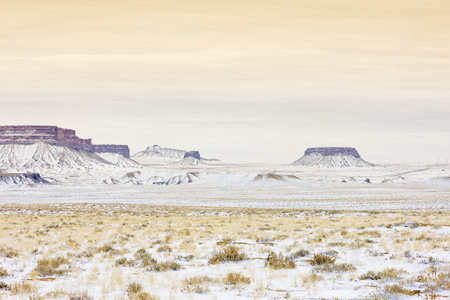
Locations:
1;0;449;163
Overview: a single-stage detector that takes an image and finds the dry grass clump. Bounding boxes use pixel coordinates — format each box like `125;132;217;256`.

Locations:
0;247;19;258
182;276;214;293
359;268;407;281
383;284;420;296
147;261;181;272
302;272;323;284
0;281;9;291
114;249;180;271
217;237;234;245
208;246;247;264
223;272;251;286
34;256;70;276
10;281;38;294
68;290;94;300
134;249;156;267
0;267;9;277
307;253;337;266
126;282;159;300
416;269;450;292
314;262;356;273
157;245;172;252
115;257;136;267
292;249;309;258
265;252;296;270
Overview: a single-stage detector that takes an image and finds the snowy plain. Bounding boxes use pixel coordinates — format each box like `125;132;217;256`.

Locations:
0;144;449;299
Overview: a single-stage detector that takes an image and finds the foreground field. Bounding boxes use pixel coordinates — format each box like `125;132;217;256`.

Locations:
0;204;449;299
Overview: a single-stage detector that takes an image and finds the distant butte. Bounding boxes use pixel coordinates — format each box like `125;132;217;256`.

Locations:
0;125;130;158
184;151;201;160
304;147;361;158
292;147;374;167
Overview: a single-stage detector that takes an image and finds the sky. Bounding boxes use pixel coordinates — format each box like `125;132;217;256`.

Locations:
1;0;449;164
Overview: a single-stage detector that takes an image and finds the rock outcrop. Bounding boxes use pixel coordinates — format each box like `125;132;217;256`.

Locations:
184;151;201;160
93;145;130;159
0;125;130;157
292;147;374;167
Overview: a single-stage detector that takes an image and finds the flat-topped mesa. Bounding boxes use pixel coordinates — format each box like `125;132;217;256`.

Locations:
304;147;361;158
292;147;374;167
184;151;201;160
0;125;129;157
0;125;93;151
93;145;130;158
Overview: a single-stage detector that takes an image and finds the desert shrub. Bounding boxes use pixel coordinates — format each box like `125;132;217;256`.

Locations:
314;263;356;273
380;268;408;280
208;246;247;264
265;252;296;270
10;281;37;294
359;268;407;281
308;253;337;266
134;249;156;267
157;245;172;252
34;256;69;276
176;254;195;261
217;237;234;245
0;281;9;290
383;284;420;296
292;249;310;258
115;257;135;267
0;267;9;277
126;282;143;294
223;272;251;285
182;276;213;294
359;271;382;280
126;282;159;300
0;247;19;258
46;288;68;297
76;249;95;258
327;242;346;247
147;261;181;272
303;273;323;284
97;244;115;253
68;290;93;300
416;269;450;292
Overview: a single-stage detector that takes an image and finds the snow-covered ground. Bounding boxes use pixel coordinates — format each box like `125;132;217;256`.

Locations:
0;204;448;300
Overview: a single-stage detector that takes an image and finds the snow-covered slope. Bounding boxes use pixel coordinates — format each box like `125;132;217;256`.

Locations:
133;145;186;159
96;152;142;168
292;153;374;167
172;156;207;167
0;142;114;172
103;171;200;185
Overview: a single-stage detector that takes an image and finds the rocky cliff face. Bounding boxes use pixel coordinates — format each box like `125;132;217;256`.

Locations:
0;125;129;157
93;145;130;158
292;147;374;167
0;125;93;151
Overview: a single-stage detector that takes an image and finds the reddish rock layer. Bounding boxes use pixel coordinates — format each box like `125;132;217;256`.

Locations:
0;125;129;158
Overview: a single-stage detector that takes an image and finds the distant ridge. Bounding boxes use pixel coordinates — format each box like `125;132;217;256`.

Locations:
292;147;374;167
0;142;137;172
133;145;186;159
133;145;219;162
